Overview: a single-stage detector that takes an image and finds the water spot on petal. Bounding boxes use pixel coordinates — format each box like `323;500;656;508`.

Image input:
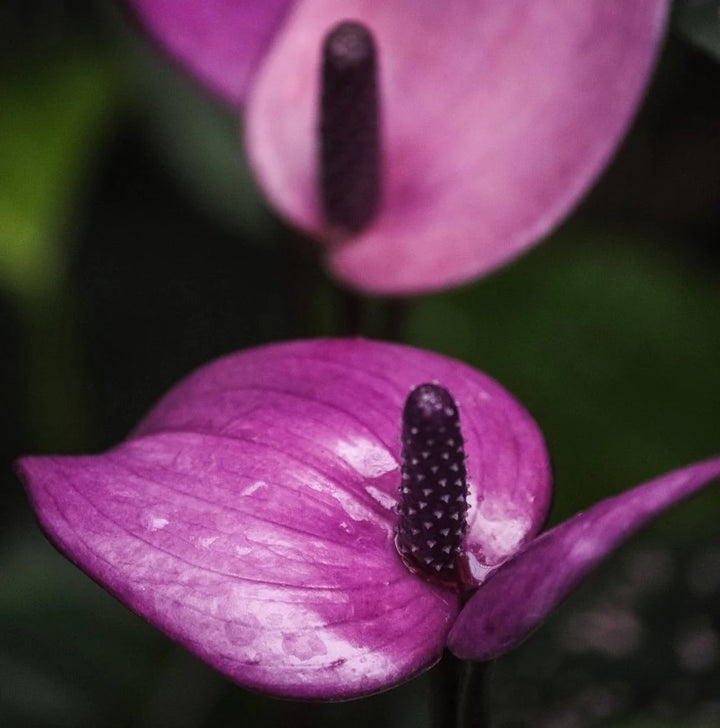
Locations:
224;614;261;646
338;520;354;535
196;535;218;549
282;632;328;661
143;514;169;532
334;437;396;477
241;480;269;498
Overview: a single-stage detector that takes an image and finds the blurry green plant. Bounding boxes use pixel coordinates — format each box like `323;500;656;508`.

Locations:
0;54;116;296
127;44;271;238
0;52;120;449
676;0;720;61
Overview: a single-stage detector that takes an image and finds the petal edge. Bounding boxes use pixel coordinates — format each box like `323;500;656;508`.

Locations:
126;0;296;105
448;458;720;661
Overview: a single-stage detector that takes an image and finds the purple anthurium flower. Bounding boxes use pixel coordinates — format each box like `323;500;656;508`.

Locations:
127;0;669;294
19;339;720;700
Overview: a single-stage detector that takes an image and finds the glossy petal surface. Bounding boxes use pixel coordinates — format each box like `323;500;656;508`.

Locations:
135;340;551;569
247;0;668;293
126;0;295;105
20;339;550;697
448;458;720;661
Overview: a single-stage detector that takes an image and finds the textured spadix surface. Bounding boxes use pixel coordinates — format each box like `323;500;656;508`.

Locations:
127;0;669;294
19;339;720;699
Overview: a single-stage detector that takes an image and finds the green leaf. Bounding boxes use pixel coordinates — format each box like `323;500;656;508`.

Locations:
407;228;720;529
0;54;118;297
676;0;720;62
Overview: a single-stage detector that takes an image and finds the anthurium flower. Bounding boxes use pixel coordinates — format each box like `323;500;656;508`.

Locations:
19;339;720;699
127;0;669;294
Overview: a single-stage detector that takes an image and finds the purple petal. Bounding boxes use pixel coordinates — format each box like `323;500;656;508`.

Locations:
20;436;455;700
447;458;720;661
19;340;550;696
246;0;668;293
126;0;295;105
135;340;552;570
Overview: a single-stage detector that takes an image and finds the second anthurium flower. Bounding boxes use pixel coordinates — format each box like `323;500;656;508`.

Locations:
127;0;668;294
19;339;720;700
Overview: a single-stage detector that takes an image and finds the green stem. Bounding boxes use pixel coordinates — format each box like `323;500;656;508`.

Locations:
455;660;487;728
338;286;364;336
382;297;409;342
432;654;488;728
279;226;320;338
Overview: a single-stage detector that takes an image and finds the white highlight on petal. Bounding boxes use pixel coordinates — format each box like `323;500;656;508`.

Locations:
219;585;399;678
365;485;396;511
145;515;169;532
334;437;397;478
241;480;269;497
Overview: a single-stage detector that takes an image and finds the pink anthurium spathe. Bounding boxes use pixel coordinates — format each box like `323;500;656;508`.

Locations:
19;339;720;700
127;0;669;294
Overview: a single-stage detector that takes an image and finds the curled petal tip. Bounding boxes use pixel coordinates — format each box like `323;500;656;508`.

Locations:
447;457;720;662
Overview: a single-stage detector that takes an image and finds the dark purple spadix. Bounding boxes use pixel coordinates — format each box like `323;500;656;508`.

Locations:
320;20;381;235
396;383;469;587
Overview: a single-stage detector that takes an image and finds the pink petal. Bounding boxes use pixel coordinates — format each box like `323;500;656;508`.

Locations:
126;0;295;105
19;339;550;696
447;458;720;661
136;339;552;571
246;0;669;293
19;435;455;700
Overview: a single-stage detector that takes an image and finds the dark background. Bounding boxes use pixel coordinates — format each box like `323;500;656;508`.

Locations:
1;1;719;726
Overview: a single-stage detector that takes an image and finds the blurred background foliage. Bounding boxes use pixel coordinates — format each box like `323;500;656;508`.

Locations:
1;1;719;726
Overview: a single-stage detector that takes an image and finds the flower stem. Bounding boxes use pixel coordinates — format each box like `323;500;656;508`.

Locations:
432;653;487;728
382;297;409;342
338;286;364;335
279;225;321;338
454;659;487;728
